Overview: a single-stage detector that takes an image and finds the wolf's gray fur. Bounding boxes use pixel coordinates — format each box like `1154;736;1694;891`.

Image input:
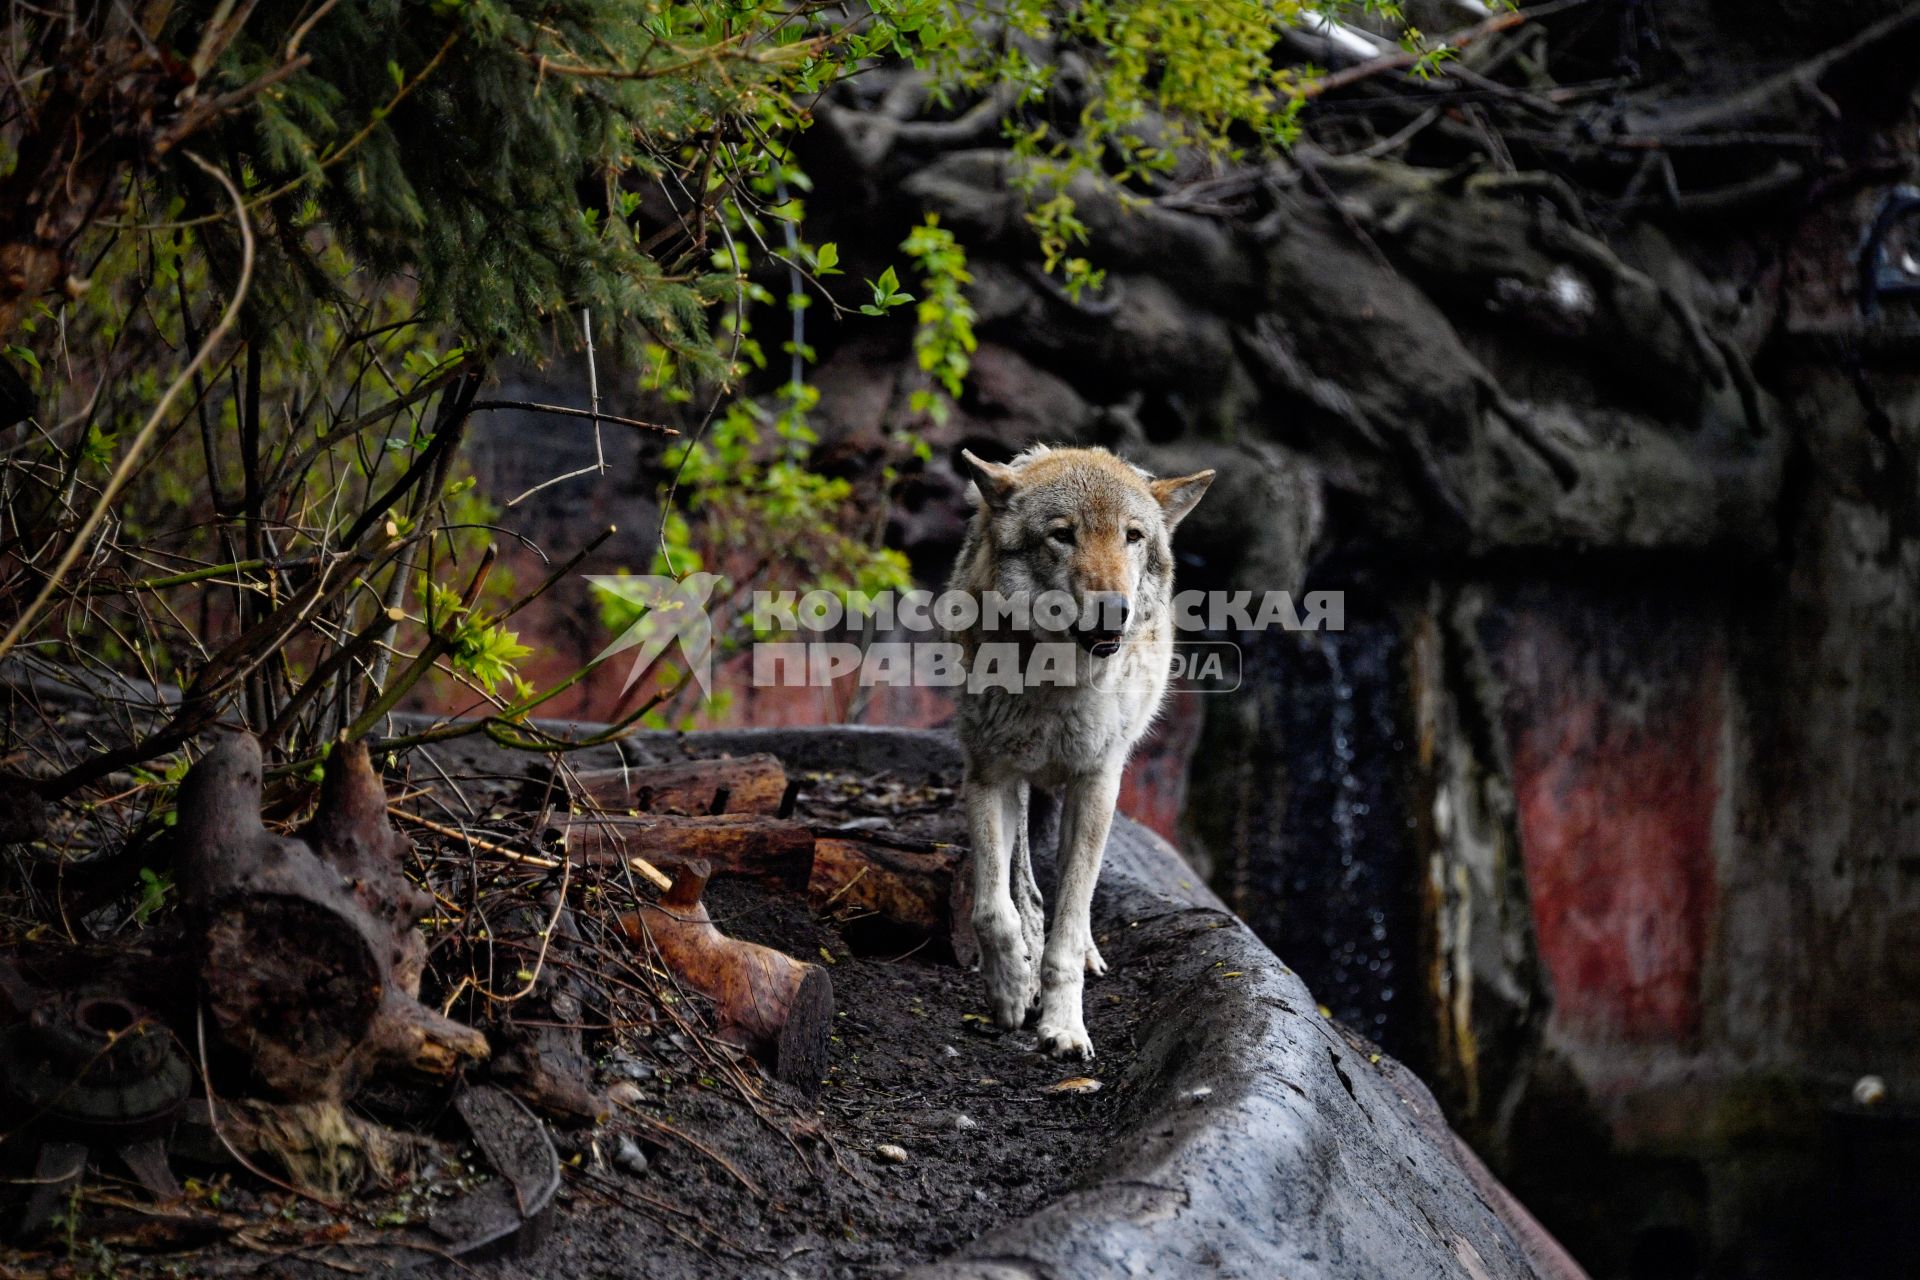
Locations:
947;444;1213;1058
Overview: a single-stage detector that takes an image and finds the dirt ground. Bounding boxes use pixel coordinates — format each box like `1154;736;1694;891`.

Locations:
485;868;1156;1280
469;763;1157;1279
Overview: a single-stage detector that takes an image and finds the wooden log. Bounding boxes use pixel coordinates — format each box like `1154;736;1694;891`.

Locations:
618;861;832;1092
809;830;962;946
550;813;815;891
557;753;790;817
175;733;487;1102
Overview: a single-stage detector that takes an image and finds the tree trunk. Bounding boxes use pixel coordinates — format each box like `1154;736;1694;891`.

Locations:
175;734;487;1102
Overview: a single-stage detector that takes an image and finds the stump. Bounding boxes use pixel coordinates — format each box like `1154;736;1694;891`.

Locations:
175;733;487;1102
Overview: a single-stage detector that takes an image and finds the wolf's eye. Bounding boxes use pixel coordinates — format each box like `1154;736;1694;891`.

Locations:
1125;528;1144;544
1048;526;1075;546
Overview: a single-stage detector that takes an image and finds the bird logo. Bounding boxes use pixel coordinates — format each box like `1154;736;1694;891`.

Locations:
585;572;722;698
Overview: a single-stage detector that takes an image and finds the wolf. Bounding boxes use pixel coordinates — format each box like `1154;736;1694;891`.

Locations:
948;444;1213;1058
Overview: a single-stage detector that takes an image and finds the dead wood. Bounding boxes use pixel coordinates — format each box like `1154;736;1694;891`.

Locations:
560;753;791;817
172;1097;440;1202
808;831;961;944
175;732;487;1101
490;1010;606;1125
618;861;832;1091
551;812;816;891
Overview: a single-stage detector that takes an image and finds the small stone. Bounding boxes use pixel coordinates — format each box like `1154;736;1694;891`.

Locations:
953;1113;978;1132
1044;1076;1102;1096
874;1143;909;1164
608;1054;657;1082
1855;1075;1889;1107
615;1136;649;1177
940;1044;961;1059
606;1081;645;1107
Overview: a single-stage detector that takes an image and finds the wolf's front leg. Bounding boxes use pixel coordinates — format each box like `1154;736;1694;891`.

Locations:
968;772;1036;1029
1006;779;1046;999
1036;764;1122;1059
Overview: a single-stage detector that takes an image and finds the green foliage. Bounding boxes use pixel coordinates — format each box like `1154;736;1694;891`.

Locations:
0;0;1388;777
424;580;534;695
874;0;1375;299
902;217;977;423
189;0;823;364
133;868;175;925
592;378;912;724
163;0;1381;365
655;387;912;602
859;266;915;318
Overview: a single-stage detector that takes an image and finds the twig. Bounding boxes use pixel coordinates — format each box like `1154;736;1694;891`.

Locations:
389;805;559;867
1301;0;1593;100
626;1112;765;1199
391;805;672;891
504;310;614;507
467;400;676;435
262;607;405;748
0;153;255;664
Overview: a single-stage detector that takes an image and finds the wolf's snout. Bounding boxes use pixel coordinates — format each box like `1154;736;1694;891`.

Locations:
1078;592;1131;656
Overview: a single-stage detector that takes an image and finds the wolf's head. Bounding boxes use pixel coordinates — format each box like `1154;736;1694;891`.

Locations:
958;445;1214;655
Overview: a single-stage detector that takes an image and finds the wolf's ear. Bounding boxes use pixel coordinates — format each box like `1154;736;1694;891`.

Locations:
1150;470;1215;530
959;449;1020;511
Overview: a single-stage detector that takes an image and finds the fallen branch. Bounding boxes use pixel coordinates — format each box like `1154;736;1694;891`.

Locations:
552;813;814;891
558;752;790;817
618;861;832;1091
808;831;961;944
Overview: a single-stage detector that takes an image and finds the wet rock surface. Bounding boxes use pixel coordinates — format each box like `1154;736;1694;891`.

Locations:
907;810;1548;1280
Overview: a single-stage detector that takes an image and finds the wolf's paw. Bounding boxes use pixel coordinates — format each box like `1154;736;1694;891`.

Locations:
975;905;1035;1030
1084;940;1108;977
1037;1018;1094;1060
980;944;1037;1030
988;963;1039;1030
990;990;1028;1031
